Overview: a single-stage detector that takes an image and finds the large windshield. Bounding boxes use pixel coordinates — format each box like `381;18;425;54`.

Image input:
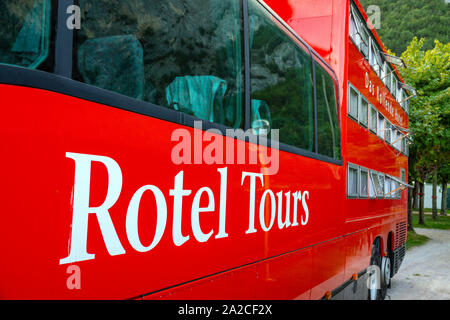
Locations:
0;0;50;69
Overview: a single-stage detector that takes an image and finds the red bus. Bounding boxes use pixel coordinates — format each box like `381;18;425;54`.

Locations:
0;0;410;300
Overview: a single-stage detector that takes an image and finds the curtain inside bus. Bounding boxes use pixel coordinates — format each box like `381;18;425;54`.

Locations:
0;0;50;69
74;0;243;129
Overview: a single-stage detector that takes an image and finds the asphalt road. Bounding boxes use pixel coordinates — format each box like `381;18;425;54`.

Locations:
386;228;450;300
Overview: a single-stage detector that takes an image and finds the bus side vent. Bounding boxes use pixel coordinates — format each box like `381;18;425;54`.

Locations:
392;245;406;275
395;221;407;248
393;221;407;275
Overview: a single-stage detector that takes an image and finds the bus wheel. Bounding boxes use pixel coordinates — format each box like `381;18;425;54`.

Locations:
381;255;391;291
368;238;388;300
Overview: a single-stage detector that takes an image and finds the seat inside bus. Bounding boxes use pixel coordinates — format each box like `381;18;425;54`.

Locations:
0;0;50;68
74;0;243;128
78;35;145;100
165;75;227;124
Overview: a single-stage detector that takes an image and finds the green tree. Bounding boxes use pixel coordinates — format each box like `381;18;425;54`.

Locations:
359;0;450;55
438;163;450;216
400;38;450;223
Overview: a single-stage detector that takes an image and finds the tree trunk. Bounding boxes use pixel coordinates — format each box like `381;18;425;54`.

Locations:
407;181;415;231
418;182;425;225
413;180;419;210
432;170;438;220
441;181;447;216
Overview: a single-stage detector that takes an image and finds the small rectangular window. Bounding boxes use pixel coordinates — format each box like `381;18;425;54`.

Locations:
391;178;396;199
377;113;385;139
392;180;401;199
385;121;391;143
401;134;407;154
381;62;387;83
378;173;385;198
369;170;377;198
360;167;369;198
348;84;359;120
370;171;384;198
385;65;392;89
393;130;401;150
385;176;391;198
359;96;368;127
348;163;359;197
369;105;377;134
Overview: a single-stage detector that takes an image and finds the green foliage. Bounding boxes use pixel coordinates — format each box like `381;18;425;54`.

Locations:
411;213;450;230
359;0;450;56
399;38;450;182
406;231;429;250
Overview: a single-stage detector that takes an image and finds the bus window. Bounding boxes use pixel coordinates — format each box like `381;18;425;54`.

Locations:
360;167;369;198
385;121;392;144
369;104;377;134
0;0;51;69
347;163;359;197
73;0;243;128
348;84;359;120
248;0;314;151
359;95;368;128
315;62;341;160
377;113;385;139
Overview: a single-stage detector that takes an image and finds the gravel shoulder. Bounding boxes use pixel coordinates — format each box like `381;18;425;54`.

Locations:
386;228;450;300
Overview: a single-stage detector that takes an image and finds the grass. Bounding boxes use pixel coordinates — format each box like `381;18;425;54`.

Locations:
405;213;449;250
411;213;450;230
406;231;430;250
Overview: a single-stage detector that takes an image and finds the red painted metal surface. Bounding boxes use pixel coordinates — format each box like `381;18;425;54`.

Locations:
0;0;408;299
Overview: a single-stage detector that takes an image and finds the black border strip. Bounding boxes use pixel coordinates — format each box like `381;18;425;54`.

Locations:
0;64;343;166
321;269;368;300
243;0;251;131
54;0;74;77
312;59;319;154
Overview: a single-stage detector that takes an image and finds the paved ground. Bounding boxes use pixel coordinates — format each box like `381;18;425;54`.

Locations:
386;228;450;300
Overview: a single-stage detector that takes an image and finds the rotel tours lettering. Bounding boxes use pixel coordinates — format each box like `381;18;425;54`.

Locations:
60;153;310;265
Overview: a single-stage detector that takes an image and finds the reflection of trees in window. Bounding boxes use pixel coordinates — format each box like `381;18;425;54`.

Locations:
75;0;242;128
0;0;50;68
316;64;340;159
249;0;313;151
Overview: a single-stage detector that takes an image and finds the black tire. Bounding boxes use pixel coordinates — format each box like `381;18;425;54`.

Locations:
368;238;387;300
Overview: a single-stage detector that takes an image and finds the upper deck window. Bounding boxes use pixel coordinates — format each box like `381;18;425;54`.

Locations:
73;0;243;128
359;96;369;128
369;104;377;134
315;61;341;159
369;39;383;77
349;5;369;58
348;163;359;197
349;2;409;107
377;113;385;139
385;121;392;144
249;0;314;151
348;84;359;120
0;0;51;69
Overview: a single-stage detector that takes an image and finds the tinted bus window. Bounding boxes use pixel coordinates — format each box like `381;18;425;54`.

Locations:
0;0;51;69
315;62;340;160
248;0;314;151
74;0;243;128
